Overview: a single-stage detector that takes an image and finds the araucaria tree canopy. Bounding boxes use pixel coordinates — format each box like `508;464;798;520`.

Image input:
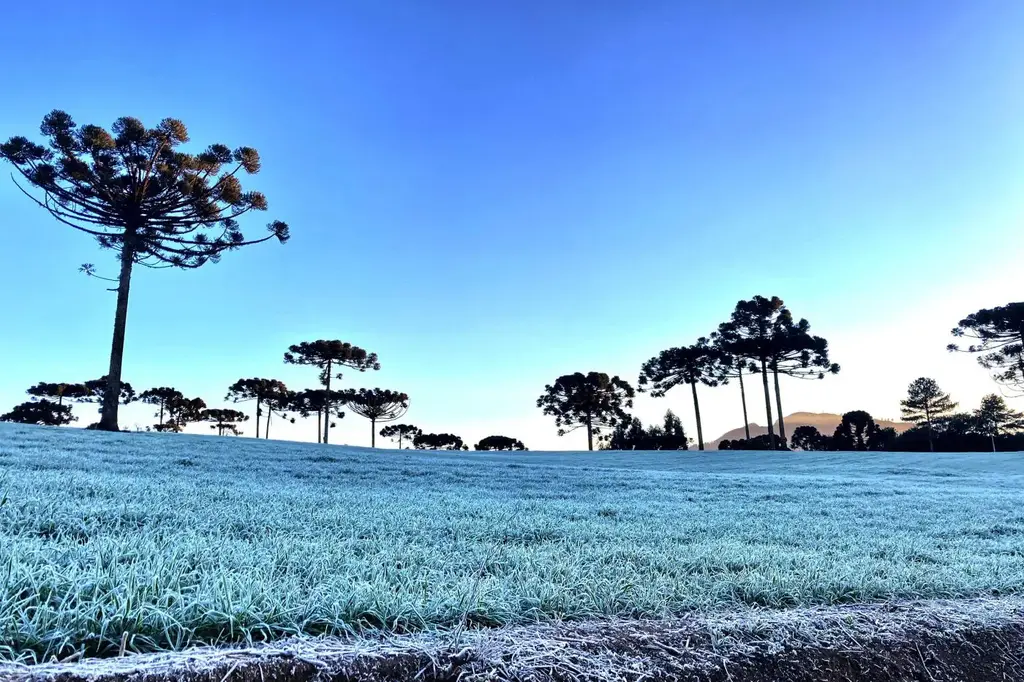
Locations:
0;111;290;432
341;388;409;447
639;337;724;450
950;302;1024;395
380;424;421;449
537;372;634;451
474;435;527;451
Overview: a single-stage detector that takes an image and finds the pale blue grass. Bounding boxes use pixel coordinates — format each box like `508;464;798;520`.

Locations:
1;422;1023;662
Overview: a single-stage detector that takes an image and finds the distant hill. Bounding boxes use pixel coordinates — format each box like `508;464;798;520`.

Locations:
707;411;915;450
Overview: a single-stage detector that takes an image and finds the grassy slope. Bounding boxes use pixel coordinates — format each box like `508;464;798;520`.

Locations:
2;422;1024;662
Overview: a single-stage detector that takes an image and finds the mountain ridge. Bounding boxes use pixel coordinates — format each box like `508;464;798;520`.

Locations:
707;411;914;449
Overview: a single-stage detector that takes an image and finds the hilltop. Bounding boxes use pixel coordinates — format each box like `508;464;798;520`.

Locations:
708;411;915;449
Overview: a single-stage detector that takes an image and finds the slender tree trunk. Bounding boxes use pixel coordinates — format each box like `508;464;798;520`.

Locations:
255;397;262;439
316;408;322;444
586;414;593;451
159;403;164;425
760;358;775;449
266;410;272;439
738;366;750;441
992;433;997;452
925;403;934;452
690;381;704;450
98;241;135;431
323;360;333;444
371;418;376;447
772;362;786;447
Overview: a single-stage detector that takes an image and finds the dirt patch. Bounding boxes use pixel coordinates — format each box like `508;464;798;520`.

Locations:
4;597;1024;682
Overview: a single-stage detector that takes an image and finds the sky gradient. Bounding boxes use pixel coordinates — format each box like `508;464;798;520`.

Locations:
1;1;1022;449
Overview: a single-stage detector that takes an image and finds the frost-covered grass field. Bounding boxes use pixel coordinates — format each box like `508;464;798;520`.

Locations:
2;422;1024;663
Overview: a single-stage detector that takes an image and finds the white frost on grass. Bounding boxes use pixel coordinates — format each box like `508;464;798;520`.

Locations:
1;422;1024;662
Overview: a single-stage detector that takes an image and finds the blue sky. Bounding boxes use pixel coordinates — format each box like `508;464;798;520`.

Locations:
1;1;1022;448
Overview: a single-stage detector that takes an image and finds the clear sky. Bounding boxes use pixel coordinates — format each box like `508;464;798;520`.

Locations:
1;1;1022;449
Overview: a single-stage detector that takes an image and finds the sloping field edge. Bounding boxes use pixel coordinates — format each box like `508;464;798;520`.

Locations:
4;597;1024;682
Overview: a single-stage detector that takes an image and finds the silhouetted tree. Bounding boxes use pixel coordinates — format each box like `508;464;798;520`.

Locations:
284;340;380;444
380;424;422;449
949;302;1024;395
1;111;290;431
639;337;724;450
767;314;840;445
831;410;887;451
475;435;527;451
139;387;184;429
26;382;92;407
225;378;290;439
900;378;957;452
201;408;249;436
719;434;788;451
602;410;688;451
974;394;1024;452
537;372;635;450
263;388;296;439
341;388;409;447
716;296;787;448
710;336;759;441
289;388;345;443
157;396;207;432
790;425;829;451
1;400;76;426
413;432;466;450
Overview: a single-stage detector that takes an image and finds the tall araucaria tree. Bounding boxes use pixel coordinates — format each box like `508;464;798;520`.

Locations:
639;337;725;451
537;371;635;451
225;378;290;439
139;386;184;429
289;388;345;443
284;341;380;444
159;396;207;432
709;335;759;441
0;111;290;431
949;302;1024;395
380;424;422;449
765;314;840;445
900;377;957;452
341;388;409;447
26;382;92;407
201;408;249;436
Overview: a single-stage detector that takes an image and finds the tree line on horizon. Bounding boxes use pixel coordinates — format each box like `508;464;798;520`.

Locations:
2;111;1022;454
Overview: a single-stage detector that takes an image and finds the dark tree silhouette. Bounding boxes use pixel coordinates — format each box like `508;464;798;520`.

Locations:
710;336;759;441
831;410;885;451
284;341;380;444
157;396;207;432
790;425;829;451
949;302;1024;395
139;387;184;429
900;378;957;452
340;388;409;447
225;378;290;439
201;408;249;436
263;388;296;439
974;394;1024;452
639;337;724;450
475;435;527;451
767;315;840;445
26;382;92;407
380;424;422;449
413;433;466;450
602;410;688;451
1;400;76;426
716;296;787;448
1;111;290;431
289;388;345;443
719;434;788;451
537;372;635;451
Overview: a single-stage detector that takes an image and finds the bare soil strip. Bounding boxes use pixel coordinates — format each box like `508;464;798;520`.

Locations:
4;597;1024;682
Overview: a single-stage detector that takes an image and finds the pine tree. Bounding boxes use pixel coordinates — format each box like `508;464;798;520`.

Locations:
639;337;724;450
380;424;422;449
413;433;466;450
537;372;635;450
1;111;289;430
283;341;380;444
341;388;409;447
474;436;527;451
225;378;290;438
201;408;249;436
900;378;957;452
1;400;76;426
949;302;1024;395
139;387;184;430
974;394;1024;451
